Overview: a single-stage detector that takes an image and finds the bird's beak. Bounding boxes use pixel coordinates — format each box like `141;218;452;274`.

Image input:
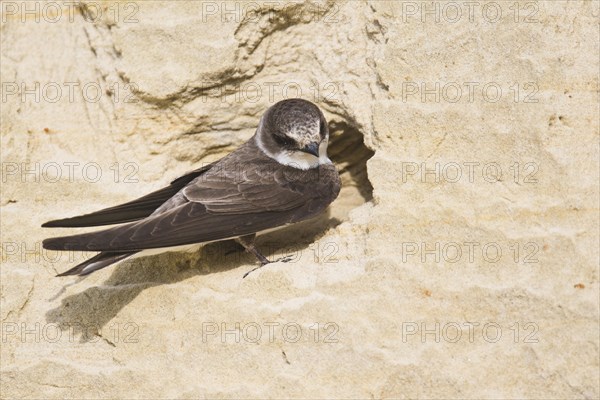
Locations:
300;142;320;157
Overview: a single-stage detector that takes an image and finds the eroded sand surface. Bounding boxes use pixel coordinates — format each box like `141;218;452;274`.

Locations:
1;1;598;398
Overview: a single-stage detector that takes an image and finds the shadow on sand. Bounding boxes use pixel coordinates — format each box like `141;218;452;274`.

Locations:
45;119;374;342
45;212;341;342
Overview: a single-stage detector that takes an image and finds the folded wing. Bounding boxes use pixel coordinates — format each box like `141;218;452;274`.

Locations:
41;164;214;227
43;161;335;252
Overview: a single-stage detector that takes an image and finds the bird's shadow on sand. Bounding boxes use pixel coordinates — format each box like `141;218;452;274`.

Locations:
45;211;341;342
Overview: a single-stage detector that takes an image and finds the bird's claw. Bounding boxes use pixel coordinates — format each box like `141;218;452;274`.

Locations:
242;266;261;279
242;255;293;278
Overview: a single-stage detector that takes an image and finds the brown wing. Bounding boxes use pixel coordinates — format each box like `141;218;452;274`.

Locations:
43;146;340;252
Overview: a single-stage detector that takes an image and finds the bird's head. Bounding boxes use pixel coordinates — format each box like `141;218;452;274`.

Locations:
256;98;330;170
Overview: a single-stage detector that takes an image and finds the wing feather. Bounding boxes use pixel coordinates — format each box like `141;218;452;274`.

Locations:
43;143;340;252
41;164;214;227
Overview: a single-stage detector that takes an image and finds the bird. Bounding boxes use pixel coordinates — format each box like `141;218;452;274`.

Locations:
42;98;341;278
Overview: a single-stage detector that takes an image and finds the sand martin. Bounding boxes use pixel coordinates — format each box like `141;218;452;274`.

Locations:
43;98;341;277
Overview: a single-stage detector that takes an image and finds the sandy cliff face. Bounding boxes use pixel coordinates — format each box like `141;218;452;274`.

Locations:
1;1;598;398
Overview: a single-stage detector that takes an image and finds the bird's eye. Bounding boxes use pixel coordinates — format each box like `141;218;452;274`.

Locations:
274;135;295;147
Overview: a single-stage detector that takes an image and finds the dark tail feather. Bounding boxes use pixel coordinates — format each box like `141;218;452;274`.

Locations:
57;251;137;277
44;231;113;251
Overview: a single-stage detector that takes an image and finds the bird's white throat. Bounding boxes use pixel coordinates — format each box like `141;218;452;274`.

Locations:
256;134;332;170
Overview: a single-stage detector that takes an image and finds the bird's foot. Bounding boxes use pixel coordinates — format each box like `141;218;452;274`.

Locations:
243;264;266;279
238;234;294;278
242;255;293;278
